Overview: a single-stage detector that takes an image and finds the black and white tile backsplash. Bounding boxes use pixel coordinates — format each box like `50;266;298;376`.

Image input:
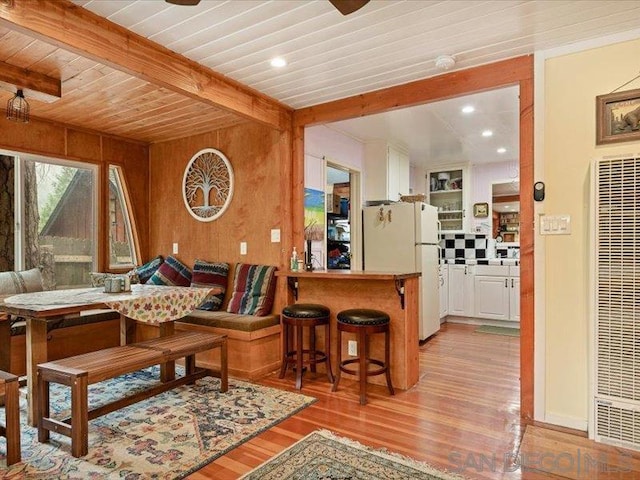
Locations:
440;233;487;259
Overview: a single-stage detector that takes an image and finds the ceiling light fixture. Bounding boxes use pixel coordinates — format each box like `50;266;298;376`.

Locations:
497;147;506;153
270;57;287;68
435;54;456;71
482;130;493;137
461;105;475;114
6;89;29;123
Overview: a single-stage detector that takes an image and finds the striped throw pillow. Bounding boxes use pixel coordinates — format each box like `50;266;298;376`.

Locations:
191;260;229;311
147;255;192;287
134;255;164;284
226;263;277;316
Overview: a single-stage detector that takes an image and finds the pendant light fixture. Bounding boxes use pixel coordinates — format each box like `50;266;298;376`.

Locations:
6;89;29;123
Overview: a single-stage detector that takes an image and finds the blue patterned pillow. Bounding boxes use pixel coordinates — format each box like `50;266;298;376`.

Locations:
191;260;229;311
147;255;192;287
134;255;164;284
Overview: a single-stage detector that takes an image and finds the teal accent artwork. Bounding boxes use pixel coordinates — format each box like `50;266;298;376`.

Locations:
304;188;325;241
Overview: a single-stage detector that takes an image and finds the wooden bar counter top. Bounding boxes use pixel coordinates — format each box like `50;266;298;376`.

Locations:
275;269;421;390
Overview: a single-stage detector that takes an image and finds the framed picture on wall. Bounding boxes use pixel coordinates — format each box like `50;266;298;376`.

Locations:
596;88;640;145
473;202;489;218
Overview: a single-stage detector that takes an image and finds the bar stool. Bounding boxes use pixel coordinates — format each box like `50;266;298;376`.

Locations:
332;308;394;405
0;370;20;466
279;303;334;390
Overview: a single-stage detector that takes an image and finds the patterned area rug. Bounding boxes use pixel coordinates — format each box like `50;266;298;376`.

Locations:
240;429;466;480
474;325;520;337
0;367;315;479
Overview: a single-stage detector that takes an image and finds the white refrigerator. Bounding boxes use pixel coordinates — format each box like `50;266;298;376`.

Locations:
363;202;440;340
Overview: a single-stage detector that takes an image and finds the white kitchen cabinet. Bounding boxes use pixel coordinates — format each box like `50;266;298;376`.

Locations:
427;165;469;233
473;265;519;322
439;264;449;319
448;264;475;316
509;277;520;321
474;275;510;320
364;141;410;201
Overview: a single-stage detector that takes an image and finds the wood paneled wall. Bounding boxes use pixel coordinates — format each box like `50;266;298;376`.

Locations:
148;122;290;306
0;115;150;269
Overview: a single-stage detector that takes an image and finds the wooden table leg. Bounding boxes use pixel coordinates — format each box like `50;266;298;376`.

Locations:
220;338;228;393
0;317;11;373
120;314;136;345
26;317;48;426
159;322;175;382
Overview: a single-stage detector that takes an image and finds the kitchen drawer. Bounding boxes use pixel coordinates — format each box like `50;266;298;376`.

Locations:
509;266;520;277
474;265;509;276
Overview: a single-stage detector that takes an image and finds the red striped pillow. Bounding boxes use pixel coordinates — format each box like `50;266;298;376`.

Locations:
226;263;277;316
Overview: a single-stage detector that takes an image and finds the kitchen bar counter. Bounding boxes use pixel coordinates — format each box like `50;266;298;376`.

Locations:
276;269;421;390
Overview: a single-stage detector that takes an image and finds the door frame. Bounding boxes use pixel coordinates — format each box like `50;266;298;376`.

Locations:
292;55;535;420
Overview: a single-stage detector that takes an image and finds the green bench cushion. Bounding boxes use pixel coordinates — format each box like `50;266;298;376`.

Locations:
178;311;279;332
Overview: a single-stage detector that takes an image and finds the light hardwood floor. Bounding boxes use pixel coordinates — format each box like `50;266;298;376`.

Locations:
187;323;640;480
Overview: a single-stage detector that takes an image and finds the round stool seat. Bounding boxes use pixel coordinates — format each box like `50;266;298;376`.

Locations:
282;303;330;318
337;309;390;326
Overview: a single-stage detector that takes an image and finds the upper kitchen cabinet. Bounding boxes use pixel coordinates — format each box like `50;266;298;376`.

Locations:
364;141;410;202
427;165;469;232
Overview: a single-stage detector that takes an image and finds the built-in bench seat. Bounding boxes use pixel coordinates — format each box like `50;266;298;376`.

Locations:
37;331;228;458
136;310;281;380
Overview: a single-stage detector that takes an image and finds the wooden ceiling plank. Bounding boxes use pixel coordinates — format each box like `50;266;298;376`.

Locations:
0;59;60;102
0;0;292;130
0;29;33;61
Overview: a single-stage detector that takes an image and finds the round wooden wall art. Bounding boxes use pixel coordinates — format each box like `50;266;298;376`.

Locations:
182;148;234;222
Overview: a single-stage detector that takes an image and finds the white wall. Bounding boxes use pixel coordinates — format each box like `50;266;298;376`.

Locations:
305;125;365;173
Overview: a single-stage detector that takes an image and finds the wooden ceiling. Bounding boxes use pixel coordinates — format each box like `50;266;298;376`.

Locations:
0;1;292;145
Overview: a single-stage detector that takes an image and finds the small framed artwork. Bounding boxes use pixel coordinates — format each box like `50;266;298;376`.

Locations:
473;202;489;218
596;88;640;145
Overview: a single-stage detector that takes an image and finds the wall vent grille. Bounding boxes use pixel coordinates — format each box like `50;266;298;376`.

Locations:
594;156;640;449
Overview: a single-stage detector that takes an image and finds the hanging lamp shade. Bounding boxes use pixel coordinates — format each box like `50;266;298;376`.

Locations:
6;89;29;123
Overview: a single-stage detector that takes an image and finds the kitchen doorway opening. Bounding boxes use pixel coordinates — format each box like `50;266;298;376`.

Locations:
326;162;361;271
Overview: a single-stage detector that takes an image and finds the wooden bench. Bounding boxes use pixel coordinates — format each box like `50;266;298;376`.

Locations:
36;331;227;457
0;370;20;466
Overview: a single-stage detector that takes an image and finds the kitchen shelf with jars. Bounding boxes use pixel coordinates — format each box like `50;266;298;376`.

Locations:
427;166;469;232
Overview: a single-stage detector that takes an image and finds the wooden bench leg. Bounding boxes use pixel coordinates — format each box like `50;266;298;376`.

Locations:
71;374;89;458
5;376;21;466
37;370;50;444
220;339;228;393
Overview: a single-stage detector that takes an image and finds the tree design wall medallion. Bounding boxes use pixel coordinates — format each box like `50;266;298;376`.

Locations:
182;148;234;222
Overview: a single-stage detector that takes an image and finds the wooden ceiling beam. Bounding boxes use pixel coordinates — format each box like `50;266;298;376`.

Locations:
0;0;292;131
0;59;61;103
294;55;533;127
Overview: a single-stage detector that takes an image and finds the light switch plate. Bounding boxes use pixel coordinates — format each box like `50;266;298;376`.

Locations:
540;214;571;235
270;229;281;243
172;242;179;254
240;242;247;255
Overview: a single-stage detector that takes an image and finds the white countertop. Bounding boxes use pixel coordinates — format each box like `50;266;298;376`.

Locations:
440;258;519;266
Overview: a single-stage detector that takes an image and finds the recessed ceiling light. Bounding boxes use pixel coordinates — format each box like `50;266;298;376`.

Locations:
461;105;475;114
270;57;287;68
497;147;507;153
482;130;493;137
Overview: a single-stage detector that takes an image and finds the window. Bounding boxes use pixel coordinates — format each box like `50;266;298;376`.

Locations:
108;165;139;269
0;153;98;288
